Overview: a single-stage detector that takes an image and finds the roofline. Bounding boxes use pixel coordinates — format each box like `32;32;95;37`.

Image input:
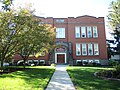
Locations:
34;15;104;19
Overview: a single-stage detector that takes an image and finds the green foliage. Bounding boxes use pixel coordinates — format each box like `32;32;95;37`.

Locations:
114;64;120;71
109;59;119;66
108;0;120;57
17;8;55;68
0;7;55;68
51;63;56;67
0;0;13;11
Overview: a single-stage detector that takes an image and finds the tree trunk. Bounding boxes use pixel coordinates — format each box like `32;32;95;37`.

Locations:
23;58;26;69
1;60;3;68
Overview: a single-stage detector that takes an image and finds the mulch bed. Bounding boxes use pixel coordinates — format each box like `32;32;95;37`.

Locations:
94;71;120;81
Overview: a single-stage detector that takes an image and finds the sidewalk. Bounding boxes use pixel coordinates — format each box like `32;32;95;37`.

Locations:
45;65;76;90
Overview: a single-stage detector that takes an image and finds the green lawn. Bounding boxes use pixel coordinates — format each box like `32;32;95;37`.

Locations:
67;66;120;90
0;66;55;90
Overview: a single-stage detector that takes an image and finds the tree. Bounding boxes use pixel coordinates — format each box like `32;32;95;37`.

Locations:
108;0;120;60
16;10;55;68
0;0;13;11
0;8;55;69
0;10;23;68
106;40;115;60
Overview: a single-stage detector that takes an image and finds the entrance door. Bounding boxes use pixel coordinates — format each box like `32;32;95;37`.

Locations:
57;54;65;64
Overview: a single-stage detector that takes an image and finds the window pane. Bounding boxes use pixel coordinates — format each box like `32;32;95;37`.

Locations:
94;43;99;55
75;27;80;38
93;26;98;38
81;27;86;38
76;43;81;56
87;27;92;38
82;44;87;55
56;28;65;38
88;43;93;55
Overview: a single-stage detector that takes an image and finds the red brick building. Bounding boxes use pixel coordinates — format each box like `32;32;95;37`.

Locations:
14;15;108;65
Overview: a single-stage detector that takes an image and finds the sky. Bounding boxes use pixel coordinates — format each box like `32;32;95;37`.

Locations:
0;0;117;39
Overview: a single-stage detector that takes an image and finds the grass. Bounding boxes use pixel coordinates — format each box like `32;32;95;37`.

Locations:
0;66;55;90
67;66;120;90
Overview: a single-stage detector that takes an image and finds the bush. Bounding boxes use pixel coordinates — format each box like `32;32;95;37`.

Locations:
96;64;120;79
114;64;120;72
51;63;56;67
109;59;119;66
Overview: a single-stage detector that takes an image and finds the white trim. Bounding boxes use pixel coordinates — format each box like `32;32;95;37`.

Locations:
55;53;66;64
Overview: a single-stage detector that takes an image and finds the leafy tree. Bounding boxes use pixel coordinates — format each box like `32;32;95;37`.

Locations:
0;10;22;68
108;0;120;60
0;8;55;69
16;10;55;68
0;0;13;11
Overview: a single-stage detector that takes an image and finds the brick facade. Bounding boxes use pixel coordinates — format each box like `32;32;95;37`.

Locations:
14;15;108;65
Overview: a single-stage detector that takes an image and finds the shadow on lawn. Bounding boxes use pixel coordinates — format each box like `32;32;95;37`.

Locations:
0;68;54;89
68;68;120;90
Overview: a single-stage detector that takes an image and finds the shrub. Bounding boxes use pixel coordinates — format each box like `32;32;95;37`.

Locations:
109;59;119;66
114;64;120;72
51;63;56;67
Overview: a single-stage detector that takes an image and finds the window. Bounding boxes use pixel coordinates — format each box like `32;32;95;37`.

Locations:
76;43;81;56
87;26;92;38
93;26;98;38
89;60;94;64
82;44;87;55
75;27;80;38
88;43;93;55
95;60;100;64
56;28;65;38
94;43;99;55
81;27;86;38
56;19;64;23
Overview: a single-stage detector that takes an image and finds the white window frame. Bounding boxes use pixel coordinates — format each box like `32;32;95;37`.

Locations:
56;28;65;38
82;44;87;55
94;43;99;55
76;43;81;56
75;27;80;38
87;26;92;38
88;43;93;55
81;27;86;38
76;60;82;64
93;26;98;38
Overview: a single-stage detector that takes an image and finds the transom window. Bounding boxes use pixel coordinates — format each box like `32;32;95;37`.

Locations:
56;28;65;38
56;19;64;23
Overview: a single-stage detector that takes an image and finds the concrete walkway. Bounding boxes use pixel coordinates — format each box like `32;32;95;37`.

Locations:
46;65;76;90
